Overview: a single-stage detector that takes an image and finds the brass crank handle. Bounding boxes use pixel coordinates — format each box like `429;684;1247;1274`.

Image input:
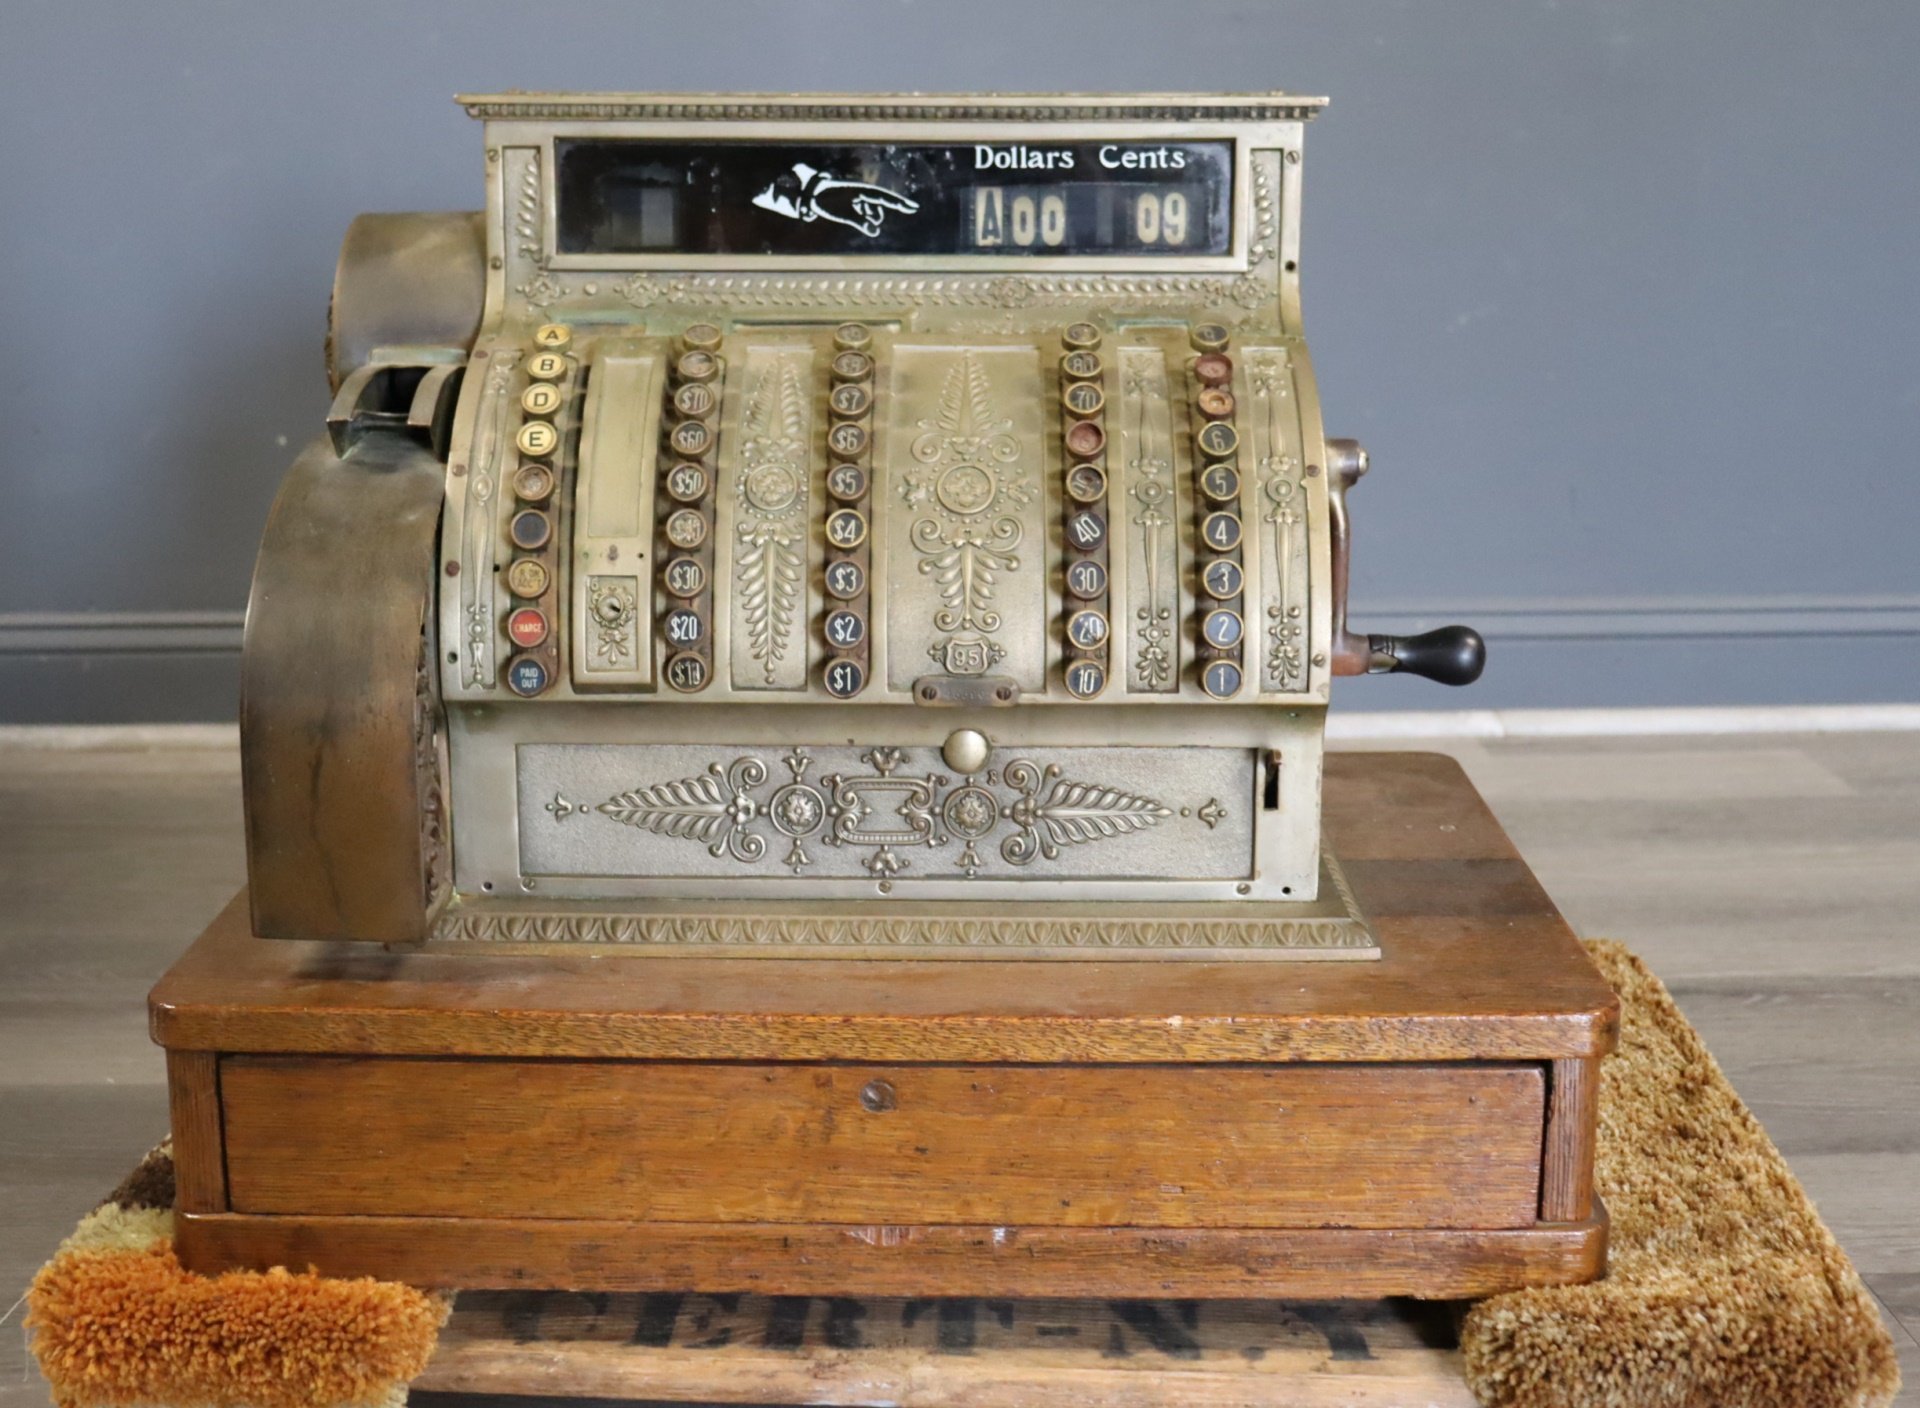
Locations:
1326;438;1487;687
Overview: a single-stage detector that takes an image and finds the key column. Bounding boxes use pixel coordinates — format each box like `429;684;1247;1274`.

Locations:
656;323;722;693
1189;323;1247;700
1058;322;1111;699
821;324;875;700
503;321;574;698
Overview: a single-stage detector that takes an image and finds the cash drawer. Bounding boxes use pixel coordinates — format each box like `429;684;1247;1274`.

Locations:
220;1056;1546;1230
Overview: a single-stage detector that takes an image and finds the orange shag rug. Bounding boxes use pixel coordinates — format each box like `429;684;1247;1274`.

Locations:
24;941;1900;1408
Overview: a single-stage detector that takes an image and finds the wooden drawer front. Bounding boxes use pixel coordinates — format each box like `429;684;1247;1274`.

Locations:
221;1058;1545;1230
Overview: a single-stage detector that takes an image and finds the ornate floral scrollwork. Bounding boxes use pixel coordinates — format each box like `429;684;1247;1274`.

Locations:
579;747;1200;880
734;354;810;684
1252;350;1307;691
1000;759;1173;866
515;151;542;264
461;349;521;691
598;756;768;862
899;351;1032;654
587;578;638;664
1123;350;1176;691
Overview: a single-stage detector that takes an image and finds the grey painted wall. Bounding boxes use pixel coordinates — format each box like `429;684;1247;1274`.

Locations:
5;0;1917;721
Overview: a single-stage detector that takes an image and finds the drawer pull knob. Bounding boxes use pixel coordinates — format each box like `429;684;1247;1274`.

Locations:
859;1079;898;1113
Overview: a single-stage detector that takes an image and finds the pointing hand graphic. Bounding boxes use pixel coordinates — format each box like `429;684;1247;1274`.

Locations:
752;163;920;238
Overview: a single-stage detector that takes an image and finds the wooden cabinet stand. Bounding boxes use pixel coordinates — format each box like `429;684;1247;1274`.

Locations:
152;753;1615;1298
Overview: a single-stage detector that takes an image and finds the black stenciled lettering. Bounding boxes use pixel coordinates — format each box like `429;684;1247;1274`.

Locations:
1105;1300;1204;1360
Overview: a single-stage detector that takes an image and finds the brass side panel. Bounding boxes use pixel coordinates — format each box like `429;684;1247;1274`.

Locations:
882;344;1049;694
720;342;817;691
455;344;522;693
1117;343;1183;693
571;341;661;688
242;434;447;943
327;211;484;391
1247;346;1312;691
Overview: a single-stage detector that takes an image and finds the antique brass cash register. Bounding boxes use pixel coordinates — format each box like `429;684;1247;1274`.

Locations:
242;89;1484;954
155;92;1614;1301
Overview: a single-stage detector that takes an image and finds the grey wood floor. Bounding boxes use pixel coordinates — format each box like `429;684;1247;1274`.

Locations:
2;732;1914;1407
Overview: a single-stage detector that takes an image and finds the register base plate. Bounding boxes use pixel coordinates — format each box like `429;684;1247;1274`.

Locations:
426;853;1375;959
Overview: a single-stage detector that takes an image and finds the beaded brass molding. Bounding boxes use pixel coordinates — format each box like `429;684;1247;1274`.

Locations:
460;94;1328;123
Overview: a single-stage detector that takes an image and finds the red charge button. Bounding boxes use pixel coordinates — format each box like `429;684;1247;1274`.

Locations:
507;607;549;649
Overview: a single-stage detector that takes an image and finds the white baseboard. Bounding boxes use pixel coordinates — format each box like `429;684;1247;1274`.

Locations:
1327;703;1920;739
2;705;1915;751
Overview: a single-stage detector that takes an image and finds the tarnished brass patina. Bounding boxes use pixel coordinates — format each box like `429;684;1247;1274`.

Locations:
240;91;1485;957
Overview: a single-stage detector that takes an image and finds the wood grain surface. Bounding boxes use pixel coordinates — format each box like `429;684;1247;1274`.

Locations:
176;1209;1608;1299
220;1057;1546;1229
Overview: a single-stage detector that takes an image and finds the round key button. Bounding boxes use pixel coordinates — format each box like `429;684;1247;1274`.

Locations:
507;557;551;598
663;608;704;647
665;651;710;693
1063;322;1101;349
1067;609;1110;650
833;322;873;351
1197;386;1236;421
827;462;869;502
825;558;867;600
673;382;717;419
1196;421;1239;460
830;349;873;384
663;556;707;597
675;349;718;383
1201;557;1244;600
1064;420;1106;460
509;508;552;551
1065;558;1108;600
1192;352;1233;387
505;656;549;697
668;420;714;458
823;657;866;699
824;608;866;649
1190;323;1230;353
528;351;568;381
1061;349;1102;381
515;420;559;458
1201;510;1243;552
1199;462;1241;503
1065;659;1107;699
1065;508;1107;553
1062;381;1105;419
1202;659;1243;700
512;462;555;503
506;607;549;649
681;323;724;352
1203;609;1245;649
825;507;869;550
665;461;708;503
829;381;873;419
827;421;869;460
665;508;709;550
533;323;573;350
521;381;564;417
1065;462;1108;504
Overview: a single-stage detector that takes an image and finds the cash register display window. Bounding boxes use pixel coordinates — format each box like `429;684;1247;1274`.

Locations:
554;139;1234;258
